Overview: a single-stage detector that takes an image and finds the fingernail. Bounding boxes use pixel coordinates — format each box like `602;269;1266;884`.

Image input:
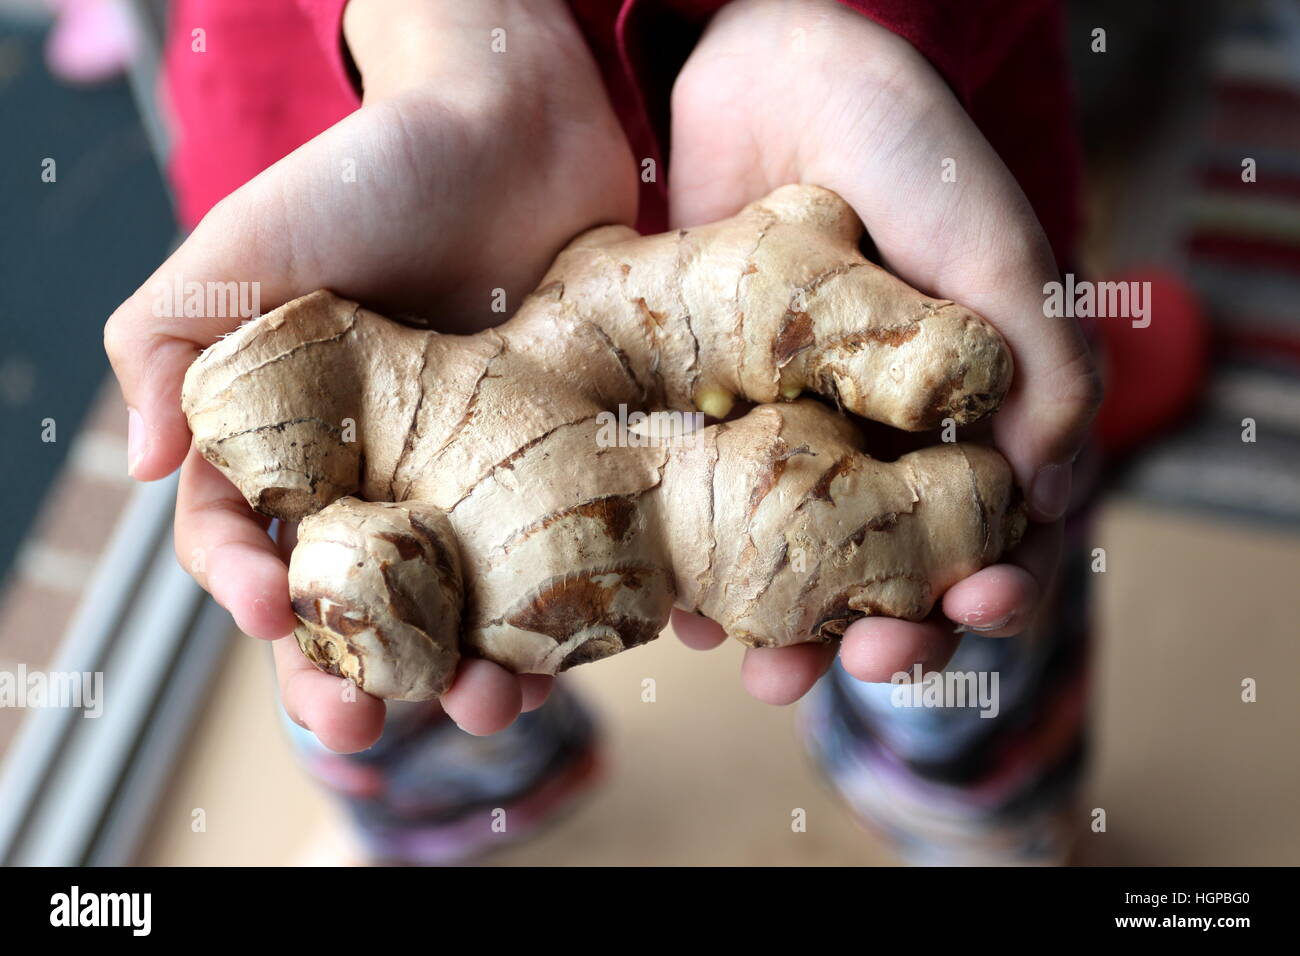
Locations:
127;407;146;477
1030;463;1072;520
965;612;1013;633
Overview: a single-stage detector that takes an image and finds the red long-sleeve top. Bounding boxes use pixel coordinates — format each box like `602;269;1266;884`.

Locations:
162;0;1080;265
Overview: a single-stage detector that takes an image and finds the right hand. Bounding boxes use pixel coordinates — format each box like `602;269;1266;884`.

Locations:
667;0;1101;703
104;0;638;751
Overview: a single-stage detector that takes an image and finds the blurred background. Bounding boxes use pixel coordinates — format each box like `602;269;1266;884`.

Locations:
0;0;1297;866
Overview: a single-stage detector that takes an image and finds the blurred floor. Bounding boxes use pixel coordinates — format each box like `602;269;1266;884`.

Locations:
136;498;1300;866
136;615;894;867
0;11;172;581
1083;501;1300;866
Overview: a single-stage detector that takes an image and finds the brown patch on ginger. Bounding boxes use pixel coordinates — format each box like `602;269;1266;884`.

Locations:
376;531;424;561
747;454;789;519
829;324;921;350
807;454;855;504
558;616;661;671
571;496;638;542
774;311;815;366
505;566;658;642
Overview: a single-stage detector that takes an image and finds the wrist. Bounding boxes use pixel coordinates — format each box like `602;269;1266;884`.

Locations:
341;0;575;102
342;0;446;100
684;0;941;167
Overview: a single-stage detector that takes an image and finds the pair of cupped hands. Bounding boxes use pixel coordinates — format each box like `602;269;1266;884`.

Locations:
104;0;1099;751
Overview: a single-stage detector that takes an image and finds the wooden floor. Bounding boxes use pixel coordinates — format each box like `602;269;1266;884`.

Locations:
136;499;1300;866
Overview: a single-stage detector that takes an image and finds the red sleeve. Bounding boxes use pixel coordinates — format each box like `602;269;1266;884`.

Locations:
834;0;1052;103
163;0;359;229
163;0;1078;266
838;0;1082;267
294;0;361;96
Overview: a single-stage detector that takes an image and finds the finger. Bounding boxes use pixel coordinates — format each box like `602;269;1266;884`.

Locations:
1005;517;1064;616
839;617;961;684
740;641;838;705
671;608;728;650
440;658;523;735
175;446;298;640
103;197;308;482
841;184;1097;517
941;563;1040;638
943;520;1063;637
519;674;555;713
273;636;386;753
104;109;412;483
816;89;1100;515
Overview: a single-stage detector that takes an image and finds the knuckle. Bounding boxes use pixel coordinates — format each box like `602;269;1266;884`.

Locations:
1065;350;1106;418
103;289;164;384
1044;346;1105;436
172;532;202;587
102;299;135;365
1080;363;1106;417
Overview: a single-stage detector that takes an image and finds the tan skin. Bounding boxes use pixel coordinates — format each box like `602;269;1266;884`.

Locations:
105;0;1098;751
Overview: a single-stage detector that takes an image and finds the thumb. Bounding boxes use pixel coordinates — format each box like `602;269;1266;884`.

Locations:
103;194;308;481
943;222;1102;521
103;106;398;481
817;100;1100;521
103;208;299;481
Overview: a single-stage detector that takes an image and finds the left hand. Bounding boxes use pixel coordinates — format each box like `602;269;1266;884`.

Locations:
667;0;1101;703
105;0;638;748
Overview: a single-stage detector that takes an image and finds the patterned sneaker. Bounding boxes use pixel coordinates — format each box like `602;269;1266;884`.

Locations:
284;683;601;865
798;539;1093;867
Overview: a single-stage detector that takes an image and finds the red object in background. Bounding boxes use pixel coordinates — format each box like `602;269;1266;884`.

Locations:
1093;269;1210;456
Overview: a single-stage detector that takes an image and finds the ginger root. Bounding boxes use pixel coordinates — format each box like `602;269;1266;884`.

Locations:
182;185;1023;700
